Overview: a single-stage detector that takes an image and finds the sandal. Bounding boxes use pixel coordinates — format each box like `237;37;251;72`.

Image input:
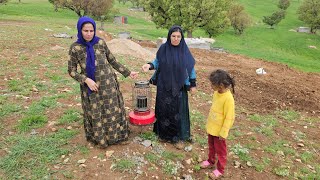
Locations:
209;169;223;179
200;160;213;169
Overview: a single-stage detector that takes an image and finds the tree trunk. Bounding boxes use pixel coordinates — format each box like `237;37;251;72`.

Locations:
187;30;192;38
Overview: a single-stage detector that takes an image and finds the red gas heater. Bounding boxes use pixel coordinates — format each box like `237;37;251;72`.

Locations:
129;81;155;125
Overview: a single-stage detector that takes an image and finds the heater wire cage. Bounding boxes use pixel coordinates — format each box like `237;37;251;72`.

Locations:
132;81;152;112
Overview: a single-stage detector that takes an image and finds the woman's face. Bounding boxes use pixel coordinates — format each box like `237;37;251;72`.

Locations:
81;23;94;42
170;31;182;46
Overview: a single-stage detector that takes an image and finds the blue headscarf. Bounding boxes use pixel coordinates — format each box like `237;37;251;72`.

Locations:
156;25;195;96
76;16;100;95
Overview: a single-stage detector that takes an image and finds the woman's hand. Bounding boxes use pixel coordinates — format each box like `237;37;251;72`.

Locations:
190;87;197;94
142;64;151;72
85;78;99;92
129;71;139;79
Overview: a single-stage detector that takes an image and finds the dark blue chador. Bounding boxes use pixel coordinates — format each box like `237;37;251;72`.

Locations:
153;25;195;142
156;25;195;96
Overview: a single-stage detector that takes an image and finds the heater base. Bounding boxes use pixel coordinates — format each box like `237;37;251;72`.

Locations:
129;110;155;126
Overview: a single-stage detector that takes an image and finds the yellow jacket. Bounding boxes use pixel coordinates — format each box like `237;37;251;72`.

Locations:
206;89;235;139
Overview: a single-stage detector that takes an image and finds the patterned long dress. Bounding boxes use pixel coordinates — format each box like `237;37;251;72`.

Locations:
68;39;130;148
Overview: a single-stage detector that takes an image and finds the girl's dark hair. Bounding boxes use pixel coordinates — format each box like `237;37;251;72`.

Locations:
209;69;235;93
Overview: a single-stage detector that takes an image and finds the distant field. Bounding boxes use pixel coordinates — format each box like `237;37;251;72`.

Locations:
215;0;320;72
0;0;319;72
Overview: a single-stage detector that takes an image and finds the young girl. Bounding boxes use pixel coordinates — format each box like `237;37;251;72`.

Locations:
200;69;235;179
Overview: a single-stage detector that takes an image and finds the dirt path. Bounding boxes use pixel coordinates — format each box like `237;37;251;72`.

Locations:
192;49;320;116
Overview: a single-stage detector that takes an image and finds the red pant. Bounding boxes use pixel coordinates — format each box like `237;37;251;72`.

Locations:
207;134;227;174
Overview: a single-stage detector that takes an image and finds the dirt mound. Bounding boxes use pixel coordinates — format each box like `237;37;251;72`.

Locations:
192;49;320;116
132;39;157;48
96;30;113;42
106;39;155;60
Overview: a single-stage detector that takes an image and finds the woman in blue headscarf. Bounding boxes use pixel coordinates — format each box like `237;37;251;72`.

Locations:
142;25;196;149
68;16;138;148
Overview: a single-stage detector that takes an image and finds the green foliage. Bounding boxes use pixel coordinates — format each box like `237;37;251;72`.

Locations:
190;109;206;130
58;109;82;125
141;0;231;37
278;0;290;10
0;103;22;117
145;153;160;164
300;151;313;163
297;0;320;33
262;9;286;28
193;164;201;171
162;160;181;175
274;166;290;177
26;96;57;116
0;129;77;179
228;3;251;35
276;109;300;121
112;159;136;172
17;115;47;132
194;135;207;147
230;143;251;161
117;0;128;4
139;131;158;141
76;145;90;155
17;115;48;132
252;157;271;172
249;114;278;136
162;151;184;161
0;0;8;4
51;0;114;18
263;139;296;156
248;114;278;125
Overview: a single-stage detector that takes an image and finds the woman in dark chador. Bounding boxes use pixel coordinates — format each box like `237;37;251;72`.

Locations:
142;25;196;148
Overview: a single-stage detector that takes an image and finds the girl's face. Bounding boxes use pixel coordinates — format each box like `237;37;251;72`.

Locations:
170;31;182;46
211;83;227;93
81;23;94;42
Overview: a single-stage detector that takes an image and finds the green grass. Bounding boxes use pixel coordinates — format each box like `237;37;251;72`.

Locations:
276;109;300;121
300;151;313;163
1;0;319;72
139;131;158;141
26;96;58;115
215;0;320;72
0;129;78;179
17;115;47;132
264;139;296;156
0;103;23;117
57;109;82;125
230;143;251;161
112;158;136;172
162;151;185;161
274;166;290;177
145;152;161;164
